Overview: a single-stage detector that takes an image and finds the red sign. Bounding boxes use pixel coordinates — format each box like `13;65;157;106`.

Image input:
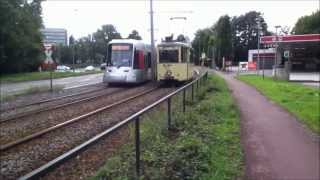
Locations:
260;34;320;44
248;62;256;70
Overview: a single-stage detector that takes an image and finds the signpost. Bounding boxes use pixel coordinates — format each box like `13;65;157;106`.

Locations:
284;50;290;58
44;44;54;92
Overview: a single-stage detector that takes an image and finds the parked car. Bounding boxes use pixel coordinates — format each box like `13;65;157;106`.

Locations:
100;63;106;70
85;65;95;71
56;65;71;71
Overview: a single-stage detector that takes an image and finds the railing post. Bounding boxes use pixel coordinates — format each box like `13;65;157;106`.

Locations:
191;84;194;102
183;89;186;112
196;80;199;93
167;98;171;130
135;117;140;177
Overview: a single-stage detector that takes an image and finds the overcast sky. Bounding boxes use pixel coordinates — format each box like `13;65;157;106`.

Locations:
42;0;319;43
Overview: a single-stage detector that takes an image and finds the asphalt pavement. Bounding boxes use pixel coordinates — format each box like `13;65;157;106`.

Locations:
0;73;104;97
216;71;319;179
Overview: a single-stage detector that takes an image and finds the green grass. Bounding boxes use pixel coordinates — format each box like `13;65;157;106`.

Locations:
90;74;243;180
238;75;320;134
0;70;102;83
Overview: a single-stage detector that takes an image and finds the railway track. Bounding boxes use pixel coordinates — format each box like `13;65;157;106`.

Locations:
0;85;172;179
0;86;158;151
0;88;122;124
0;84;157;145
0;86;118;122
0;83;106;113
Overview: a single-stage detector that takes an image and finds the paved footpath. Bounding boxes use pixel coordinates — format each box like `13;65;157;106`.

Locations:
216;71;319;180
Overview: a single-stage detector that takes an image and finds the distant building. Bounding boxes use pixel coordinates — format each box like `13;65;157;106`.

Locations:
40;28;67;46
248;48;276;69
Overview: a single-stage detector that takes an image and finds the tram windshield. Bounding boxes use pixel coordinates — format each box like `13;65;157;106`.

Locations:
159;49;179;63
108;44;133;67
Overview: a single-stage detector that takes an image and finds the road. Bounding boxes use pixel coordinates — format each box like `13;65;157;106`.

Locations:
0;73;104;96
216;70;319;180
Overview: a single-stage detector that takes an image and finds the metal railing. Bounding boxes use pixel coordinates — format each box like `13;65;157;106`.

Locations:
20;72;209;180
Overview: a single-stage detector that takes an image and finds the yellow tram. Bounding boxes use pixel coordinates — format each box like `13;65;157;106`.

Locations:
156;41;195;82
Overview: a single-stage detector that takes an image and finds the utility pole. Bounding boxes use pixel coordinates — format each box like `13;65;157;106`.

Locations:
150;0;156;81
72;44;75;72
274;25;281;78
257;18;261;75
262;44;265;79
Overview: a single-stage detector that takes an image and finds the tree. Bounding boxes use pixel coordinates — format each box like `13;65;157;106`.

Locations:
214;15;232;67
0;0;44;74
128;30;142;40
192;15;232;68
231;11;270;62
292;10;320;34
69;35;75;45
93;24;122;64
192;28;212;65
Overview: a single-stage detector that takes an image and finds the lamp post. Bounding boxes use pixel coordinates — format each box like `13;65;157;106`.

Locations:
149;0;156;81
274;25;281;78
256;16;262;75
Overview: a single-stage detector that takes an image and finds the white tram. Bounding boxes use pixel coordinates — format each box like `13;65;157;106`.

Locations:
103;39;152;85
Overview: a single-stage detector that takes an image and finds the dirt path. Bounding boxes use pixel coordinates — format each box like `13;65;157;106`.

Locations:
217;71;319;180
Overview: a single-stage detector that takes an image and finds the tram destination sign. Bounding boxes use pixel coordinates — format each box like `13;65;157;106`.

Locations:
112;45;131;51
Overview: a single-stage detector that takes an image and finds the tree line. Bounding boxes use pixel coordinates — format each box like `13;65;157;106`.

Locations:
0;0;318;74
0;0;43;74
52;27;142;66
192;11;271;68
192;10;319;68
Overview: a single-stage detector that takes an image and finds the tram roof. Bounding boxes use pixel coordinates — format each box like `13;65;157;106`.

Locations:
157;41;191;48
109;39;149;45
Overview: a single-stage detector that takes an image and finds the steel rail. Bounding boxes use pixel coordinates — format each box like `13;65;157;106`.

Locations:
0;87;126;123
0;84;106;113
0;86;159;151
18;72;208;180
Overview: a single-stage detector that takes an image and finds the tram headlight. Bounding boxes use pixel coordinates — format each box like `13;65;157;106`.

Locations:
126;74;137;82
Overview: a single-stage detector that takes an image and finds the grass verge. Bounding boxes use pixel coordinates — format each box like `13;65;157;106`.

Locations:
1;85;64;101
0;71;102;83
90;74;243;179
238;75;320;134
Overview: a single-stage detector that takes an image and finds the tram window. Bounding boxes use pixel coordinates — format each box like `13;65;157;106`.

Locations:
190;50;194;63
133;51;139;69
147;52;151;68
159;50;178;63
109;44;133;67
181;47;187;63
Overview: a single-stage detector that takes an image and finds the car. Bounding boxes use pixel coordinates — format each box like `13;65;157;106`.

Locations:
56;65;71;71
100;63;106;70
85;65;95;71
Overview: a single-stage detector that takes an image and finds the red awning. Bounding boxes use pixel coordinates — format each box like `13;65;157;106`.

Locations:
260;34;320;44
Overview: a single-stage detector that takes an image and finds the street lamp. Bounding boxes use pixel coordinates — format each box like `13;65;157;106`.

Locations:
274;25;281;78
149;0;156;81
256;16;262;75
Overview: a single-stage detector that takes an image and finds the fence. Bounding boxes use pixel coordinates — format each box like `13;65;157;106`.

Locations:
20;71;209;179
